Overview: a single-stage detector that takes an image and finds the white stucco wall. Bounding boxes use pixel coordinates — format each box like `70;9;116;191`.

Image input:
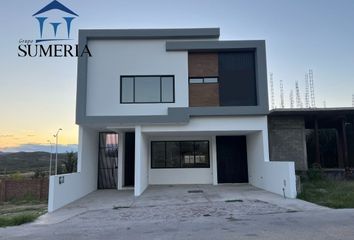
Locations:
48;126;98;212
141;116;270;133
86;39;188;116
247;132;297;198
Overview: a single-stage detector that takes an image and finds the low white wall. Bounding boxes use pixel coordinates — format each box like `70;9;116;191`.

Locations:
48;126;98;212
247;132;296;198
149;169;213;184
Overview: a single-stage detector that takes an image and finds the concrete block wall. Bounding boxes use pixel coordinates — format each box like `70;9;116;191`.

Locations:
268;116;308;171
0;178;48;202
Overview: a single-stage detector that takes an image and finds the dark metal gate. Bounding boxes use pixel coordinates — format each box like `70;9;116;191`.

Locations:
216;136;248;183
98;132;118;189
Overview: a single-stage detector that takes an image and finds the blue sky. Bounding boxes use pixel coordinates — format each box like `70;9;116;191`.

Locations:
0;0;353;152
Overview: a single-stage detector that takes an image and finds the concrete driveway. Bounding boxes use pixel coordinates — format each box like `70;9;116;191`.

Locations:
1;184;354;240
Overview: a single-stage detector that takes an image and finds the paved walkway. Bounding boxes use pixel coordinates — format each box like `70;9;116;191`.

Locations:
2;184;353;240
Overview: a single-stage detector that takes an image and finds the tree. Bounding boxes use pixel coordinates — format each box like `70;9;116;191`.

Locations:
63;151;77;173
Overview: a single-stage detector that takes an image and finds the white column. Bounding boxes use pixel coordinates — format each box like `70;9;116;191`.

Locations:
211;136;218;185
134;126;142;196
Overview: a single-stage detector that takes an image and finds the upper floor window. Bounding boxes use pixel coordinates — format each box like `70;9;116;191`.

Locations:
189;77;218;84
121;75;175;103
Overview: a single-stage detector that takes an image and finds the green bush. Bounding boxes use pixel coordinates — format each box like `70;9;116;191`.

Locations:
307;163;324;181
33;168;46;179
0;213;39;227
8;172;24;181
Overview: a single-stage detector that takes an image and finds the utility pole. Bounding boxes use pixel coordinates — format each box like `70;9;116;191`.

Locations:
280;80;284;108
295;81;303;108
47;140;53;176
53;128;62;175
269;73;276;109
352;94;354;107
323;100;327;108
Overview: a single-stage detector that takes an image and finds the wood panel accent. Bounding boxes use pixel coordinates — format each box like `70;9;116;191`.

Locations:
189;83;219;107
188;53;218;77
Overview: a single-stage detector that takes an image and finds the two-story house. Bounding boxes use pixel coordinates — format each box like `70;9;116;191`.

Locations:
48;28;296;212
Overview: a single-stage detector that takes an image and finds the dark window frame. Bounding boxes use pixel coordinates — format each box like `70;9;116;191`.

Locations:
189;76;219;84
151;140;210;169
120;75;175;104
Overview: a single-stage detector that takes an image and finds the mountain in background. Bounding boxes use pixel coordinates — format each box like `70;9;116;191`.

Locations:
0;151;76;174
0;151;9;156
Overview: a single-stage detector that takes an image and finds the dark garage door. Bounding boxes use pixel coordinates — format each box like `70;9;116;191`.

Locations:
216;136;248;183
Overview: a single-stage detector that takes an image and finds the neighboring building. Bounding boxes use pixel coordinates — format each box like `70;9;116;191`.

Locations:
268;108;354;171
48;28;297;212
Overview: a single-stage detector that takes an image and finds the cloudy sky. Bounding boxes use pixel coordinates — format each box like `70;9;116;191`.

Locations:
0;0;353;152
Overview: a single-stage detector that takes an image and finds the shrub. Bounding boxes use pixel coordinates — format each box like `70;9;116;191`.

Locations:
62;151;77;173
33;168;46;179
8;172;23;181
0;213;39;227
307;163;324;181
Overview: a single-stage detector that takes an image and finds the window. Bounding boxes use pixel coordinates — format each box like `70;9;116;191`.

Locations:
151;141;210;168
121;75;174;103
189;77;218;84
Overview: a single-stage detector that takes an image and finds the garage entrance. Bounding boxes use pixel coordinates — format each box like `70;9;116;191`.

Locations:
216;136;248;183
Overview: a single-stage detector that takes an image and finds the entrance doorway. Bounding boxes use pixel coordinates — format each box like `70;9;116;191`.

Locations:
98;132;118;189
216;136;248;183
124;132;135;187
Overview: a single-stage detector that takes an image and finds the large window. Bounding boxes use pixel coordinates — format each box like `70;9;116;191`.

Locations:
120;75;174;103
151;141;210;168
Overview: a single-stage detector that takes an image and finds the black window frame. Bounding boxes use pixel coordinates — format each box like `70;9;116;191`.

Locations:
189;76;219;84
151;140;210;169
120;75;175;104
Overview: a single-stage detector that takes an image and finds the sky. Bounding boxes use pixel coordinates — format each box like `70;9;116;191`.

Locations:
0;0;353;152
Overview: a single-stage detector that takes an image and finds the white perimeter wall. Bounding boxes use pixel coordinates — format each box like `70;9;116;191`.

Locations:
48;126;98;212
86;39;188;116
247;131;297;198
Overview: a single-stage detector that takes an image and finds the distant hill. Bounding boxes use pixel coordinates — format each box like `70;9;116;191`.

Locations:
0;151;76;174
0;151;8;156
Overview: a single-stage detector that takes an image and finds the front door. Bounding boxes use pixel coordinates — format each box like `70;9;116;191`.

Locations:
216;136;248;183
98;132;118;189
124;132;135;186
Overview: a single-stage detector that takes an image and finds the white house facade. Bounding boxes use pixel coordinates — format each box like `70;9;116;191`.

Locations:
48;28;296;212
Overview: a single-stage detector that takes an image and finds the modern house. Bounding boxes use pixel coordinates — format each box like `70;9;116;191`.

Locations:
48;28;297;212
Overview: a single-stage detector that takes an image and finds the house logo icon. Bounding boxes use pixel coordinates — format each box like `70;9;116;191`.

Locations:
33;0;78;43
